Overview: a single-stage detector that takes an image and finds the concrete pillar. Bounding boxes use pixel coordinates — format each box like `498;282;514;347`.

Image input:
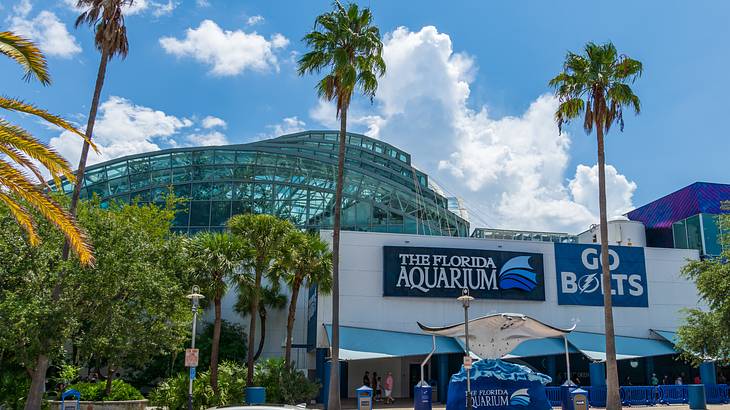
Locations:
589;362;606;387
700;361;717;385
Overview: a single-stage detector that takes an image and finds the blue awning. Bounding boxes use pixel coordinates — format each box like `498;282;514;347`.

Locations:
323;324;464;361
651;329;678;345
506;337;579;358
567;331;677;361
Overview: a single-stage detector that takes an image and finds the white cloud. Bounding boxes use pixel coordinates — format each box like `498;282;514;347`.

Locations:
49;96;228;166
246;15;264;26
184;131;228;146
196;0;210;7
201;115;227;129
159;20;289;76
151;0;176;17
309;26;638;233
9;2;81;58
257;116;306;140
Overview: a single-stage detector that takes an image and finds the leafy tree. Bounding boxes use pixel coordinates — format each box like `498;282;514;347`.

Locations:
228;213;294;386
234;284;287;361
189;231;250;395
677;211;730;365
253;358;321;404
297;3;385;406
550;41;642;410
274;231;332;365
0;31;94;265
69;198;193;397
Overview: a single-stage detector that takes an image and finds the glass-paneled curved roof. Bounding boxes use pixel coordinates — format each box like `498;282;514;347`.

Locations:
59;131;469;236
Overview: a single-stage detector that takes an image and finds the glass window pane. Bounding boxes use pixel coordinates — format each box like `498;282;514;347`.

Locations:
192;182;212;200
686;215;702;251
172;167;192;182
193;150;214;165
173;183;191;198
129;158;150;174
232;201;252;217
210;201;231;226
189;201;210;226
106;163;128;179
172;202;189;227
150;154;171;170
702;213;722;256
151;169;171;185
236;151;256;164
171;152;192;167
214;150;235;165
108;177;129;195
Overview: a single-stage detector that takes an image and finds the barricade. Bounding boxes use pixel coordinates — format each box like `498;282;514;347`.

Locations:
658;384;688;404
585;386;607;408
545;386;562;407
621;386;658;406
705;384;730;404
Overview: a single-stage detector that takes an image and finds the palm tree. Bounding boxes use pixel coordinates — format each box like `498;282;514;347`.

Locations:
550;41;642;410
189;232;249;395
65;0;134;244
297;3;385;407
234;284;287;361
0;31;94;265
2;32;97;409
274;230;332;365
228;213;294;386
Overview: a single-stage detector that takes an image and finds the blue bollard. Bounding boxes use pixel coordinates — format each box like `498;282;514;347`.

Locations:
414;384;433;410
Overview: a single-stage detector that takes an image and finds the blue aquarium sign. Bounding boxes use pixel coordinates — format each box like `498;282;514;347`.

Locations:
555;243;648;307
446;360;552;410
383;246;545;300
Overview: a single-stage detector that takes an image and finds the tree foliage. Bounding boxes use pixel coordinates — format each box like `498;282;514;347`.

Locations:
677;212;730;365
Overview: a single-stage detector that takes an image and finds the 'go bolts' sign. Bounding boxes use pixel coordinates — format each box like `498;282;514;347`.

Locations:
554;243;648;307
382;246;545;300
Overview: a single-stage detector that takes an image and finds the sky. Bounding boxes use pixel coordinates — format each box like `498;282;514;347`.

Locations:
2;0;729;233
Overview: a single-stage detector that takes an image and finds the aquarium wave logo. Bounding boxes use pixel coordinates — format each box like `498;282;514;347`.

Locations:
509;388;531;406
499;256;538;292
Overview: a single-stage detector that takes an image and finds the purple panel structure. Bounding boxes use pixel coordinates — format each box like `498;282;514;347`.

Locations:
626;182;730;247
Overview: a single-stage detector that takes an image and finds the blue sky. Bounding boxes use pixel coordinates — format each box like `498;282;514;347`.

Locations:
2;0;728;232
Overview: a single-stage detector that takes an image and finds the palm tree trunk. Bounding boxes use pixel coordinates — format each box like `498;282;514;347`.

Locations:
328;106;347;410
104;365;114;397
24;353;49;410
26;49;111;410
254;307;267;360
597;126;621;410
211;295;222;394
247;270;261;386
285;278;302;365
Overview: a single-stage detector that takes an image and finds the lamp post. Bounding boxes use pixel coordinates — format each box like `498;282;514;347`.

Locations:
186;286;204;410
457;288;474;410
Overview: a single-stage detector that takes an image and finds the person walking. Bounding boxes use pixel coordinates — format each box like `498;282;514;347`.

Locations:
363;371;371;387
375;376;383;402
651;373;659;386
372;372;379;399
384;371;394;404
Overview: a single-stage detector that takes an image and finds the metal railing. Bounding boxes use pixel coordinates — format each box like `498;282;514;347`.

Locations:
544;384;729;407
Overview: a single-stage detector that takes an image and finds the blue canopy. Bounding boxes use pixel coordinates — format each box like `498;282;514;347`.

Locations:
651;329;678;345
323;324;463;361
506;337;579;358
567;331;677;361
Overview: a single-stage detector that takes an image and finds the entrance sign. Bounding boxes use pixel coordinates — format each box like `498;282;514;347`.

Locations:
185;348;199;367
446;360;552;410
554;243;648;307
383;246;545;300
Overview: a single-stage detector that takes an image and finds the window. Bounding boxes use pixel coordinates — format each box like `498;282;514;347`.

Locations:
210;201;231;226
149;154;171;170
189;201;211;226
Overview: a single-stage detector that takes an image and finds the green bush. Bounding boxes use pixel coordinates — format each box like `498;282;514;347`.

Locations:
66;379;143;401
254;358;320;404
148;361;247;409
0;370;31;410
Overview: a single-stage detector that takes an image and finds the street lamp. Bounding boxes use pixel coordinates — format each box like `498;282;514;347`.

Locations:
186;286;204;410
457;288;474;410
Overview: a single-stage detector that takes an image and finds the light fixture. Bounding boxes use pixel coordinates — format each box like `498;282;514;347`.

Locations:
630;360;639;368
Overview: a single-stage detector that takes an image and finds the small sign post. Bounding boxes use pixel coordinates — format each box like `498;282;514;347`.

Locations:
463;355;472;369
185;348;199;367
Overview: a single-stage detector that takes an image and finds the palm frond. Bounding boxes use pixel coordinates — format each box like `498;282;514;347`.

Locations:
0;192;39;246
0;96;99;152
0;31;50;85
0;120;76;183
0;159;94;265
